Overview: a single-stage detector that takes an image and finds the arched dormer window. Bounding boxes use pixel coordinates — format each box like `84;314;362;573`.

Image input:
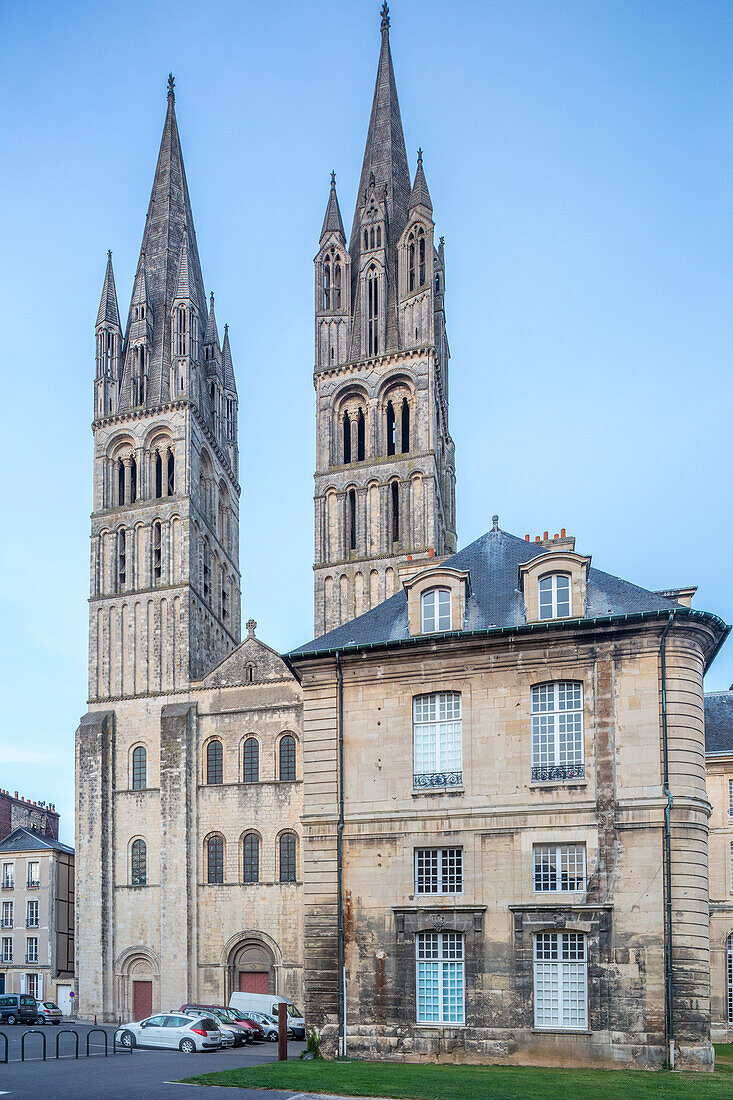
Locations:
323;259;331;310
132;746;147;790
133;346;146;406
367;266;379;356
408;234;415;292
175;306;188;356
333;261;342;308
418;229;426;286
421;588;451;633
206;739;223;785
538;574;571;620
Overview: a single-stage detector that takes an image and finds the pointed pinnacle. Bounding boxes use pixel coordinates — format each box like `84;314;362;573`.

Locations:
381;2;390;32
167;73;175;100
417;148;423;166
330;170;336;187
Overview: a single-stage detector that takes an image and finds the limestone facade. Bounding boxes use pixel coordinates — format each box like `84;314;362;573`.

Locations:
705;690;733;1041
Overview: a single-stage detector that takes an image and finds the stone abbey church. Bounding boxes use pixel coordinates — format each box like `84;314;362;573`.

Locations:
76;6;733;1070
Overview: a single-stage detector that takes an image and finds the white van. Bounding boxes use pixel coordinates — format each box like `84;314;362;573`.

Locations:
229;992;305;1039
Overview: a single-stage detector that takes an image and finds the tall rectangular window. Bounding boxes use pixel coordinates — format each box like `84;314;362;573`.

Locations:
531;682;584;782
538;574;571;620
1;902;12;928
1;937;12;963
26;938;38;964
416;932;464;1025
26;900;39;928
415;849;463;894
533;844;586;892
27;862;39;888
534;932;588;1031
26;973;39;999
413;692;462;789
2;864;13;889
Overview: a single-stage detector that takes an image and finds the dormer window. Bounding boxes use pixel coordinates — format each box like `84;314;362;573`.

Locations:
539;574;571;620
421;588;451;633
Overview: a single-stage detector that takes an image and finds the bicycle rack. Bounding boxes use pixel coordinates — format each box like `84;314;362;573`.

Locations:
0;1032;7;1064
21;1029;46;1061
56;1028;79;1059
86;1027;109;1057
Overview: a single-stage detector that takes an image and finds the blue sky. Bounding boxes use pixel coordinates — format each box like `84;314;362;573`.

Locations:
0;0;731;843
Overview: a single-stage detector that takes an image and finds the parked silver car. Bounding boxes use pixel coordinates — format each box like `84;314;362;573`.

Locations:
236;1009;293;1042
177;1008;235;1048
115;1012;221;1053
35;1001;63;1025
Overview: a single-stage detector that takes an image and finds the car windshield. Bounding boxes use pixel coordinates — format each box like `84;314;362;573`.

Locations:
228;1008;247;1020
43;1003;58;1010
20;997;36;1007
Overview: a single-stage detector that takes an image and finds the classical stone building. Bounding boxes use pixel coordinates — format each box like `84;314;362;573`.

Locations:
705;688;733;1040
313;2;456;636
76;80;304;1022
291;523;729;1069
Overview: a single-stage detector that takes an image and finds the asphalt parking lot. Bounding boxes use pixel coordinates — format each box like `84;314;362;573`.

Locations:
0;1020;307;1098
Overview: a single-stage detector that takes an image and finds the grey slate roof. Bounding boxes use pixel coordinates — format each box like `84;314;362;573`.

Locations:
119;84;208;410
705;690;733;755
96;251;120;328
0;827;74;855
291;526;705;657
320;174;345;241
408;151;432;213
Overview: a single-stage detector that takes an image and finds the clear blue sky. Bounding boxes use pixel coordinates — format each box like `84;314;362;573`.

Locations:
0;0;731;843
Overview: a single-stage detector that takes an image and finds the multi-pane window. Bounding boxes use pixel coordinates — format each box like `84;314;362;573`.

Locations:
1;902;13;928
538;574;571;620
2;864;14;889
534;844;586;892
27;862;39;888
26;937;38;964
243;833;259;884
413;692;462;789
727;933;733;1025
531;682;584;782
131;839;147;886
207;836;224;885
26;900;39;928
421;589;451;634
279;833;297;883
416;932;464;1024
1;937;12;963
132;746;147;790
206;740;223;785
243;738;259;783
26;974;39;999
534;932;588;1031
415;849;463;894
279;735;296;782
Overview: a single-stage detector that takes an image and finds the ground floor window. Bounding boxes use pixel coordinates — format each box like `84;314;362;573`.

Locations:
416;931;464;1025
727;933;733;1025
26;974;39;998
534;931;588;1031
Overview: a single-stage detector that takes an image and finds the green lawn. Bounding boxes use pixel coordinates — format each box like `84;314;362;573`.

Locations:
183;1045;733;1099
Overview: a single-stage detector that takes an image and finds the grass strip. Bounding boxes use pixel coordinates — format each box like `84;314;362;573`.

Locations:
182;1045;733;1099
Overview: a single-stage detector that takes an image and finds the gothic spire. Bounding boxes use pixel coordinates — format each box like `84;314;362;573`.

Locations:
119;77;208;409
222;324;237;395
96;251;120;328
130;249;150;310
173;227;195;301
320;171;345;242
204;291;220;348
408;148;432;214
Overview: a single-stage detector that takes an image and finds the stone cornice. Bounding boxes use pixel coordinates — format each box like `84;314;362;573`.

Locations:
314;344;435;383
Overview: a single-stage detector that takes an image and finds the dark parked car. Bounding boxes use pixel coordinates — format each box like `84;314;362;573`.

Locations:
179;1004;260;1045
0;994;38;1024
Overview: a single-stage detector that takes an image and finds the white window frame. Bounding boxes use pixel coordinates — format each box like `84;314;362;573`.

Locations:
26;900;39;928
538;573;571;620
27;862;40;888
2;864;14;889
414;849;463;894
1;937;12;963
533;844;586;893
413;692;462;789
416;931;465;1025
421;588;452;633
1;901;12;928
26;937;38;964
534;931;588;1031
531;682;584;782
25;973;40;999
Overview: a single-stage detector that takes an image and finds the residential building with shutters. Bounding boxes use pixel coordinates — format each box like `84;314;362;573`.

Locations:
0;828;74;1007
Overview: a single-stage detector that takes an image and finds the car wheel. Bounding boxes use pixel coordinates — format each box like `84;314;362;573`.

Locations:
179;1038;196;1054
119;1030;135;1049
7;1014;16;1025
267;1032;277;1042
36;1016;45;1025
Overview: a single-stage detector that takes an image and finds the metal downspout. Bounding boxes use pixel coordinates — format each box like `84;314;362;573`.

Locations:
336;652;345;1057
660;611;676;1066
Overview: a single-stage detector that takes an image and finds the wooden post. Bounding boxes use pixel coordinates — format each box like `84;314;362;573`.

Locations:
278;1001;288;1061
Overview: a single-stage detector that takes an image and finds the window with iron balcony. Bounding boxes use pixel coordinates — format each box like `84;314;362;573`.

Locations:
413;692;462;790
531;682;585;783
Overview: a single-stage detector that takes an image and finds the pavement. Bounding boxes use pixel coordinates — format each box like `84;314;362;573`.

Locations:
0;1020;310;1098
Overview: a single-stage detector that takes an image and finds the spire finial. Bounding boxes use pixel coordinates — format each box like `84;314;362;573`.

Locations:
417;148;423;167
380;2;390;32
107;249;112;259
210;290;214;307
224;323;229;334
330;170;336;187
246;618;256;638
167;73;175;101
492;515;499;532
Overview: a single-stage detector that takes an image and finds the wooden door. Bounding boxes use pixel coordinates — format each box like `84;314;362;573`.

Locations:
239;971;270;994
132;980;153;1020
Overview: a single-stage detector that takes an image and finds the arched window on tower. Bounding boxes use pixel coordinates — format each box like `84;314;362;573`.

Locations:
401;397;410;453
206;739;223;785
376;226;382;247
117;528;126;591
133;346;146;406
343;412;351;464
418;230;426;286
132;746;147;790
243;737;259;783
155;451;163;498
408;234;415;292
334;261;342;308
386;401;396;456
363;229;369;251
348;488;356;552
131;839;146;886
357;408;365;461
129;456;137;503
117;460;125;506
323;259;331;310
203;540;212;603
175;307;187;356
391;481;400;545
167;450;175;495
207;835;224;884
367;267;379;356
279;735;297;781
243;833;259;883
279;832;297;882
152;521;162;582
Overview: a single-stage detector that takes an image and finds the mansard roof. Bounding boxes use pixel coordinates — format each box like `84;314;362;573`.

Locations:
705;690;733;755
291;526;729;665
0;827;74;855
119;80;207;410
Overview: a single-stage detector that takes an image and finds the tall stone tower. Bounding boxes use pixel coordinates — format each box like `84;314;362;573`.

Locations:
89;76;240;700
312;4;456;636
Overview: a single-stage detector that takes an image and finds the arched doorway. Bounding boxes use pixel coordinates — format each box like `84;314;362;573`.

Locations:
223;934;278;1004
115;947;160;1021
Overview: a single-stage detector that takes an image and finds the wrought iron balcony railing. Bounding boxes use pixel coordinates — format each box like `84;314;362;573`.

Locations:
531;764;585;783
413;771;463;790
